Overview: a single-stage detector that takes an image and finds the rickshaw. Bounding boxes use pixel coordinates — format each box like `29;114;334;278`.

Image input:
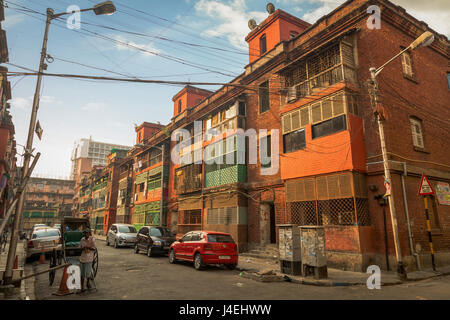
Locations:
49;217;98;286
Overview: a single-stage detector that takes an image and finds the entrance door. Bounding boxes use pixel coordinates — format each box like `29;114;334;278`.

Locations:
269;204;276;244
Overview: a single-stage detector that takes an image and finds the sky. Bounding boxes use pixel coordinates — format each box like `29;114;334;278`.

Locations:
3;0;449;179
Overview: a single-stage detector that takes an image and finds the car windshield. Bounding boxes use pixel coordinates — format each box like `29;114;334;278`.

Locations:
33;229;60;239
119;226;137;233
207;234;234;243
150;228;172;237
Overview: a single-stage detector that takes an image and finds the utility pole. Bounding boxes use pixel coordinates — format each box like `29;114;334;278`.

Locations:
367;31;435;280
2;2;116;285
2;10;53;285
368;68;406;279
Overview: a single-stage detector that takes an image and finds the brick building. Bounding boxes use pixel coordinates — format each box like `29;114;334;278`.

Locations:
0;3;17;225
113;0;449;271
22;178;75;231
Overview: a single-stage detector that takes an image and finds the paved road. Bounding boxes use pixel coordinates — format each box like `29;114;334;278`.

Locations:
31;242;450;300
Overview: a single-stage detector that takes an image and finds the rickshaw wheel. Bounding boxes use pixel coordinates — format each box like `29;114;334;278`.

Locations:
92;249;99;278
49;250;57;286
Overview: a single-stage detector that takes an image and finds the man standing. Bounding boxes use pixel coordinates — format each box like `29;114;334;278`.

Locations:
79;228;96;292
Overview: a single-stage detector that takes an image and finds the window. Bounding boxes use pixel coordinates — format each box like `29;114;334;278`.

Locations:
259;81;270;114
401;50;414;77
178;100;182;113
410;117;424;148
290;31;299;39
447;72;450;90
118;226;136;233
181;233;192;242
260;34;267;55
207;234;234;243
191;232;202;241
283;129;306;153
312;115;347;139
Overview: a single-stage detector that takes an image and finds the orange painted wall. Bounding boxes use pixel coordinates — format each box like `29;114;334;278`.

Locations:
247;14;308;64
173;90;210;117
280;115;366;180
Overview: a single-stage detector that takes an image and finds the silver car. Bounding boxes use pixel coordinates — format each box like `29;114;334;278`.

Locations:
27;228;62;259
106;224;137;248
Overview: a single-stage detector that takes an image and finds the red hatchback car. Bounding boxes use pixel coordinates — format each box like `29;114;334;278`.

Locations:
169;231;238;270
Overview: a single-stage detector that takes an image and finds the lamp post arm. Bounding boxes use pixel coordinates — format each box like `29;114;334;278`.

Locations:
373;45;411;78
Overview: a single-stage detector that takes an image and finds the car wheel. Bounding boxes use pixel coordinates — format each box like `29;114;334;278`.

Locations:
134;244;139;254
194;253;204;270
114;240;118;248
147;246;154;257
168;249;177;264
225;264;237;270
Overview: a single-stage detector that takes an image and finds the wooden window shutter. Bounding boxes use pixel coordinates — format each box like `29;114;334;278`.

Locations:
291;110;300;131
327;175;339;199
295;179;305;201
304;179;316;200
286;181;295;202
410;118;424;148
402;52;413;76
300;108;310;127
333;93;345;116
338;173;352;198
322;99;333;120
316;176;328;200
311;103;322;123
282;114;292;134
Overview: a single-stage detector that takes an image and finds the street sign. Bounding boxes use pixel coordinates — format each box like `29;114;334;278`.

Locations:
418;174;434;196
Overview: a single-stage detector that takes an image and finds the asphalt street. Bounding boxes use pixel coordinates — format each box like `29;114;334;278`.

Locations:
31;242;450;300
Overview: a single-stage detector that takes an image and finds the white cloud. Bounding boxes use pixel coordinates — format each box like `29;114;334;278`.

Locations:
9;95;60;110
9;97;30;110
112;35;162;57
2;13;26;29
194;0;268;48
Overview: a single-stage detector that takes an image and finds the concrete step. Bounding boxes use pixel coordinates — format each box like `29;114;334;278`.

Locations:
241;252;279;261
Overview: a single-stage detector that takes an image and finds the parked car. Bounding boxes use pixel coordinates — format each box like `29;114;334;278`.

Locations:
106;224;137;248
134;226;176;257
168;231;238;270
53;224;61;230
32;224;47;230
26;228;62;260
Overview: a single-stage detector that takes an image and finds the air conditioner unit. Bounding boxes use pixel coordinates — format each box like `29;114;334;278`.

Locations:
286;86;297;103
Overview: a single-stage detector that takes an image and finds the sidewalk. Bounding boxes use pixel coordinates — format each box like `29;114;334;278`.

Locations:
0;239;29;299
237;255;450;287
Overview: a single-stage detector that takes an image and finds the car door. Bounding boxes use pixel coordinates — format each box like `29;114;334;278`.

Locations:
137;227;149;250
176;232;192;259
185;232;201;261
108;225;117;243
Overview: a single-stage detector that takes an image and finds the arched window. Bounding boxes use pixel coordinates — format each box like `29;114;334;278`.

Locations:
409;117;424;148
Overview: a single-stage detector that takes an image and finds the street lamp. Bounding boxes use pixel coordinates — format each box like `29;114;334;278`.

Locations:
2;2;116;285
368;31;434;280
134;143;165;227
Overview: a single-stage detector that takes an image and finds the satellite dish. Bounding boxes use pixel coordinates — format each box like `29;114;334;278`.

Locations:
248;19;258;30
266;3;275;14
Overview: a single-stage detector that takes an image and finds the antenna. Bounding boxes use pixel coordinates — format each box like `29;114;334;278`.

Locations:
266;3;275;14
248;19;258;30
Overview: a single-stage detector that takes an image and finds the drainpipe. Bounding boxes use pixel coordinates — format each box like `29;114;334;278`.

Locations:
400;162;420;270
159;144;165;227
